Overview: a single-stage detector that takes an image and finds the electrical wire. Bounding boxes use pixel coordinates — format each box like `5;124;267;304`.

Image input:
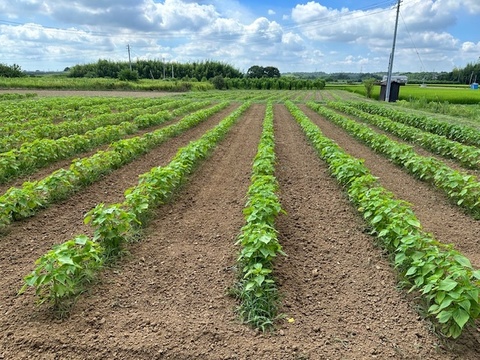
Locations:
399;4;427;72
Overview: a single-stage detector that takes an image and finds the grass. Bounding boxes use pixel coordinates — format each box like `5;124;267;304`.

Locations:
328;83;480;104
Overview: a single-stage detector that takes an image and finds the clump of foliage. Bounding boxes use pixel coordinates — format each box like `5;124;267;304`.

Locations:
118;69;139;81
362;78;377;98
68;59;243;80
246;65;281;78
233;102;285;331
19;235;103;316
0;63;26;78
210;75;226;90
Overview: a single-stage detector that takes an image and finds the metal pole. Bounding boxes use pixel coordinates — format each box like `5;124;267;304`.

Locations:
385;0;401;102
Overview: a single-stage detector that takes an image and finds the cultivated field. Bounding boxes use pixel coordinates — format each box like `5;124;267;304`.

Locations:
0;90;479;359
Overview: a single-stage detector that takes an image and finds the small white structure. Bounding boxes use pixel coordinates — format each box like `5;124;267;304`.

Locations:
382;75;408;84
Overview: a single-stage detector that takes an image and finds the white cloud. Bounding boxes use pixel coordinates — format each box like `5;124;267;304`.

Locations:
0;0;477;73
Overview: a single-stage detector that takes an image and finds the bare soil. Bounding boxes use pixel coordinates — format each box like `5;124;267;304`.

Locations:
0;96;479;359
0;90;177;98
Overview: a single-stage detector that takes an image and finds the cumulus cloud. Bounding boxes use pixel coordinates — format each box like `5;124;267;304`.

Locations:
0;0;477;73
282;32;305;52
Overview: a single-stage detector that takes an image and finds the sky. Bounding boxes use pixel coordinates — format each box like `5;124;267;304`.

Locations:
0;0;479;74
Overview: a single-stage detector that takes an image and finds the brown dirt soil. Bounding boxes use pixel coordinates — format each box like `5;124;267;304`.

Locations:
0;90;177;98
0;99;479;359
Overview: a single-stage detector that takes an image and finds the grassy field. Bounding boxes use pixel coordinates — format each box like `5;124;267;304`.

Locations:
328;83;480;104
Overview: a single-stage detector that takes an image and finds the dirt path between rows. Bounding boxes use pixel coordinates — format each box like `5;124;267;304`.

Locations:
0;90;177;98
1;102;479;359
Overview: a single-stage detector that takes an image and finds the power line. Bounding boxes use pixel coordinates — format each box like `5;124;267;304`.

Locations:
399;7;426;72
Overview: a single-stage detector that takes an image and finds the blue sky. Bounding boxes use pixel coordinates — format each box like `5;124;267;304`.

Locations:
0;1;479;74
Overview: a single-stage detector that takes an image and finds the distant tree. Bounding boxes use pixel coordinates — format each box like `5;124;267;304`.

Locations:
0;63;26;77
246;65;281;78
362;78;377;98
210;75;225;90
246;65;264;78
264;66;281;78
118;69;139;81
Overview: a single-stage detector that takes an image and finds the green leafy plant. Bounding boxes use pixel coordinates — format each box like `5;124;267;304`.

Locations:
233;102;285;330
19;235;103;315
84;203;139;259
308;101;480;219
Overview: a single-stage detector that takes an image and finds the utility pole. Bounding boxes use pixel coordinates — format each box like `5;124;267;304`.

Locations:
127;44;132;71
162;57;166;79
385;0;401;102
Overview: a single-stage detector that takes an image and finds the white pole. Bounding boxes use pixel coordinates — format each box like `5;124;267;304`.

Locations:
385;0;401;102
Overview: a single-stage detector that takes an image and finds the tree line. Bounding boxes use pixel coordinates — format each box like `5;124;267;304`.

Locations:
439;61;480;84
68;59;243;81
67;60;325;89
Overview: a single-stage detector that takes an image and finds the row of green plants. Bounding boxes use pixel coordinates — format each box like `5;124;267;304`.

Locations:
0;98;180;152
0;93;37;101
232;102;285;330
0;100;211;183
0;77;213;92
1;96;128;130
181;89;305;103
286;100;480;339
19;102;251;314
327;101;480;169
0;101;224;229
307;102;480;219
396;98;480;122
347;101;480;146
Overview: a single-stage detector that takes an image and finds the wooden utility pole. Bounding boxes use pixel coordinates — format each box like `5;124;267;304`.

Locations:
385;0;401;102
127;44;132;71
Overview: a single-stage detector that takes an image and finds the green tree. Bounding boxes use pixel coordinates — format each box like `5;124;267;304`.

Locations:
0;63;26;77
246;65;264;78
118;69;139;81
264;66;281;78
363;78;377;98
211;75;226;90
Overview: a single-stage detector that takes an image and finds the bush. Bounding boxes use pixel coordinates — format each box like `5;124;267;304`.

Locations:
0;63;26;78
363;78;376;98
118;69;139;81
211;75;226;90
